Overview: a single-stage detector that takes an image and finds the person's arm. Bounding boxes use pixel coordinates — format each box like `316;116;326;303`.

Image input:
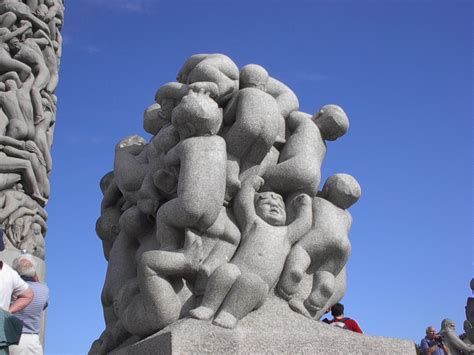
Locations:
287;194;312;245
347;319;363;334
233;175;262;232
9;287;33;313
420;338;440;355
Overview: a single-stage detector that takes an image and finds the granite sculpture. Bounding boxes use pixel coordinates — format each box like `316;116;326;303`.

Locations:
465;279;474;345
90;53;361;354
0;0;64;260
439;318;474;355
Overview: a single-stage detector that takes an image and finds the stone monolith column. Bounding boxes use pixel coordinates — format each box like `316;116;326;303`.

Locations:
0;0;65;348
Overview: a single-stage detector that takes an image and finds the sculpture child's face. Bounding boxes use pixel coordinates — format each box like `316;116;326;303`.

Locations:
255;192;286;226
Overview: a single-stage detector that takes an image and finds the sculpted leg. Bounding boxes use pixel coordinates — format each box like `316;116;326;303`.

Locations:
304;270;336;313
155;198;187;250
213;273;268;329
138;250;182;328
195;208;241;295
189;263;240;321
278;244;311;300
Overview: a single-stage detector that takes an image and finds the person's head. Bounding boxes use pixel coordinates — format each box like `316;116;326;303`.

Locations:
171;90;222;140
13;254;36;278
36;4;49;19
8;37;21;54
0;228;4;252
240;64;269;90
13;183;25;192
426;326;437;339
331;303;344;317
31;223;42;236
155;82;187;122
255;191;286;226
5;79;17;91
143;103;165;135
313;104;349;141
320;174;361;210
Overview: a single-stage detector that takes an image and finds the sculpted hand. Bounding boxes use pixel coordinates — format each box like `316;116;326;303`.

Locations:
188;82;219;99
293;193;311;208
243;175;264;191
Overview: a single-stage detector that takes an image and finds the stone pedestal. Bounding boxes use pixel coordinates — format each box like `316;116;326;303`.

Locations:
111;295;416;354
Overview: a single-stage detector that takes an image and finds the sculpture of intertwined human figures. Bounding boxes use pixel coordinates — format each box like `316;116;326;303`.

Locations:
0;0;64;259
91;53;361;355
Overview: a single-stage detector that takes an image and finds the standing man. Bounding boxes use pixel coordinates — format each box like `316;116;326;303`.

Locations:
9;253;49;355
328;303;363;334
0;229;33;354
420;326;450;355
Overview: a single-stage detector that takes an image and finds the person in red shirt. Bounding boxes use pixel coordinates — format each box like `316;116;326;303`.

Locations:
328;303;363;334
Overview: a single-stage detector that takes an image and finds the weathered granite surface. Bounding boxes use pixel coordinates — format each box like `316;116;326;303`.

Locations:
111;294;416;355
0;0;64;259
91;54;370;354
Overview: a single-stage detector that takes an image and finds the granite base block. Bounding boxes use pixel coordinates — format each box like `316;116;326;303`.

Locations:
111;296;416;354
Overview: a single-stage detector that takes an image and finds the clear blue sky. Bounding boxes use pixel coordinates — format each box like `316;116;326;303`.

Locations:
43;1;472;353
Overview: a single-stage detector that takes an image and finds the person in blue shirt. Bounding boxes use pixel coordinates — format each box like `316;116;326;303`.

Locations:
420;326;450;355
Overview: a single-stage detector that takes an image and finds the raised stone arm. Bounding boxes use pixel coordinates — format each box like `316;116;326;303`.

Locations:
286;194;312;245
234;175;264;232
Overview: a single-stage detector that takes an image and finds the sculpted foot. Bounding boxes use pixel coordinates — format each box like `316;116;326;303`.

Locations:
189;306;214;321
213;311;238;329
32;193;47;206
277;286;293;301
289;298;311;318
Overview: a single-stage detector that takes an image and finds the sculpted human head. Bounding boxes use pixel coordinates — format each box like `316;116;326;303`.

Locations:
313;104;349;141
171;90;222;140
8;37;21;54
441;319;455;331
32;223;42;236
240;64;268;90
155;82;187;122
255;192;286;226
321;173;361;210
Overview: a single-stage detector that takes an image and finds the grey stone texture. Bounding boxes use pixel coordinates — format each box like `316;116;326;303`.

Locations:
439;318;474;354
111;294;416;355
0;0;64;260
91;54;372;354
